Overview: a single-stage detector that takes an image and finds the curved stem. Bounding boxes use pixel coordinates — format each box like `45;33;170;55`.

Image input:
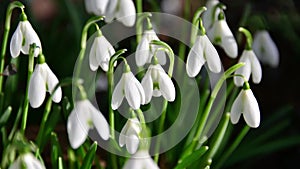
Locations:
0;1;24;94
190;6;207;45
238;27;253;50
20;43;36;134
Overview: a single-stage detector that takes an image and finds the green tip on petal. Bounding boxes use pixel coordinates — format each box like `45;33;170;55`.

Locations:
243;81;250;90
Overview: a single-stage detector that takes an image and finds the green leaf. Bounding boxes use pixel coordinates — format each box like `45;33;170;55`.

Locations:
0;106;12;128
175;146;209;169
80;142;98;169
51;132;63;169
58;157;64;169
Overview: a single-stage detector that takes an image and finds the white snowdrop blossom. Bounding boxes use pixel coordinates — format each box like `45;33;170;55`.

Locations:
207;15;238;58
234;50;262;87
67;99;110;149
253;30;279;68
10;18;41;58
119;117;142;154
202;0;220;30
112;70;145;110
135;29;166;67
141;64;175;104
231;86;260;128
84;0;109;16
186;34;221;77
8;153;45;169
28;63;62;108
89;34;115;71
122;150;159;169
105;0;136;27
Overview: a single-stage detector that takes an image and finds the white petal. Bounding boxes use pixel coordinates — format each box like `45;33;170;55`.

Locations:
141;70;153;104
89;38;100;71
23;153;45;169
94;0;109;15
135;36;150;67
84;0;94;14
202;0;220;30
158;69;175;102
249;50;262;84
126;134;139;154
234;51;251;87
243;89;260;128
89;101;110;140
99;36;115;71
230;90;243;124
143;157;159;169
119;121;130;147
21;21;41;57
29;67;46;108
253;30;279;68
10;22;23;58
116;0;136;27
156;50;167;65
104;0;118;23
124;72;142;110
202;35;221;73
111;74;125;110
221;36;238;58
186;36;205;77
67;101;90;149
43;63;62;103
122;158;140;169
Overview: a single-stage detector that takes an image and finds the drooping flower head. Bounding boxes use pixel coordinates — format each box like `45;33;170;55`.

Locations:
135;20;166;67
119;117;142;154
230;82;260;128
186;18;221;77
112;63;145;110
141;62;175;104
207;9;238;58
67;99;110;149
202;0;220;30
28;54;62;108
10;12;42;58
8;153;45;169
234;28;262;87
252;30;279;68
89;29;115;72
104;0;136;27
122;150;159;169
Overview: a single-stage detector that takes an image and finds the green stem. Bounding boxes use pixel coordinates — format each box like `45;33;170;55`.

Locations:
154;100;168;163
0;1;24;93
238;27;253;50
107;70;115;139
20;44;36;134
135;0;143;43
179;63;245;160
190;7;207;45
214;125;250;169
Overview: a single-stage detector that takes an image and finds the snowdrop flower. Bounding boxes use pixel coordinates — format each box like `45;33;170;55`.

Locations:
89;31;115;71
105;0;136;27
135;29;166;67
67;99;110;149
28;55;62;108
202;0;220;30
231;83;260;128
234;50;262;87
8;153;45;169
10;12;41;58
141;63;175;104
84;0;109;16
122;150;159;169
119;117;142;154
112;64;145;110
186;34;221;77
207;12;238;58
253;30;279;68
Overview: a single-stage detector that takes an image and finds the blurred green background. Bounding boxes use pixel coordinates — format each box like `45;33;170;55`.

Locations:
0;0;300;168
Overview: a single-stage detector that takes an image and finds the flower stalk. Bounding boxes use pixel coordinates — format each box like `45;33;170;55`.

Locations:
20;43;36;134
0;1;24;94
